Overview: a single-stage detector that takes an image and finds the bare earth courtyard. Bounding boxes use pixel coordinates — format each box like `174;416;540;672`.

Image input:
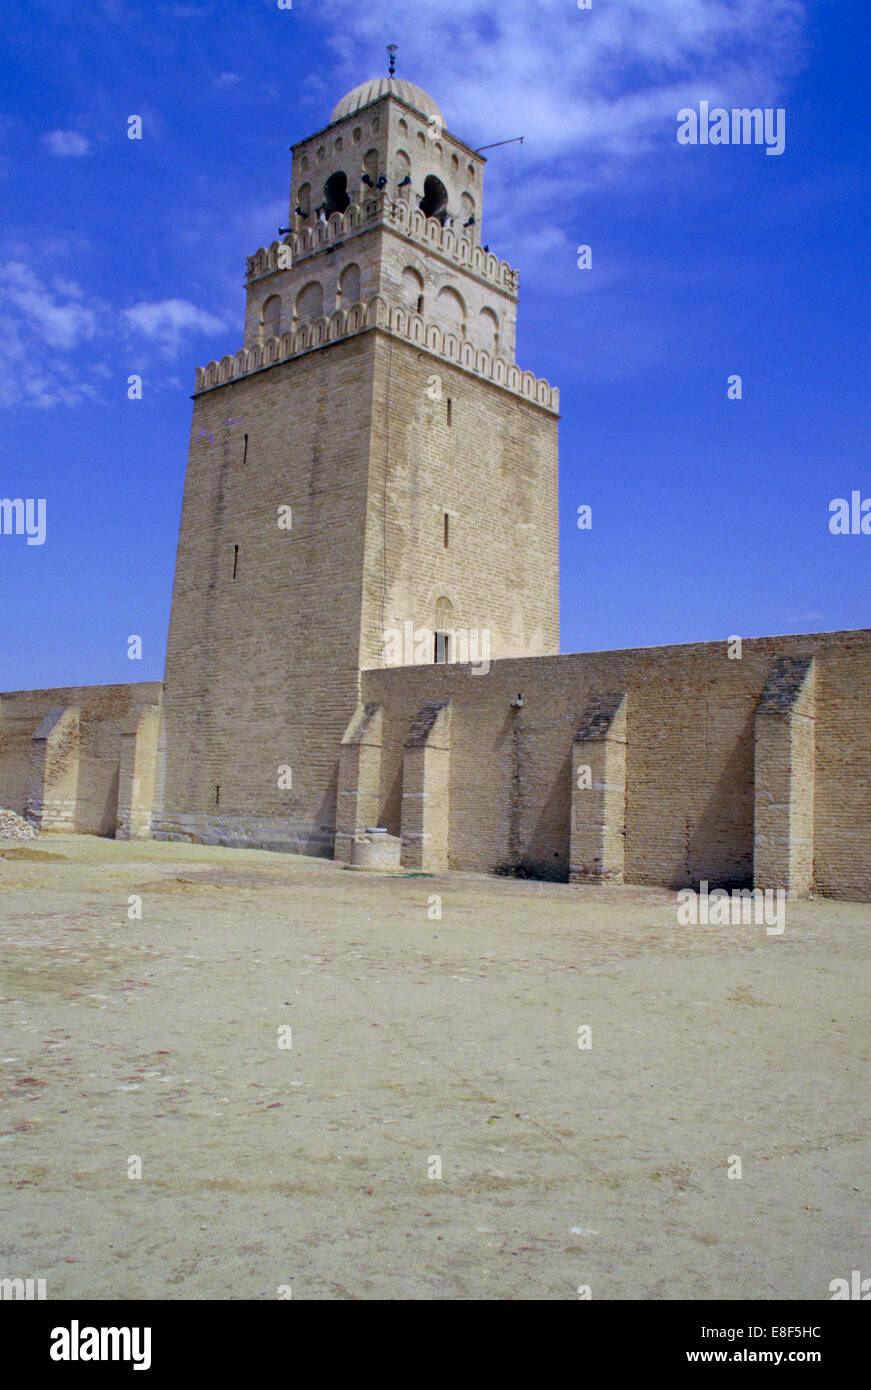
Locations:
1;837;868;1301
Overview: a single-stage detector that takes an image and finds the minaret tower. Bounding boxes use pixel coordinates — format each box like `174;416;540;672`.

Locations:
155;74;560;854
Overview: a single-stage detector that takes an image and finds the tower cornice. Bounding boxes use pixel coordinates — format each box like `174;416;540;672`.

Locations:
193;295;558;414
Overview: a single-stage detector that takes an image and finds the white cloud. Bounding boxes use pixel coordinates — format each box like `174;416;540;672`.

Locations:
0;262;97;349
0;269;228;407
51;276;86;300
0;261;109;408
123;298;226;356
43;129;91;157
0;324;98;409
319;0;807;162
216;72;242;86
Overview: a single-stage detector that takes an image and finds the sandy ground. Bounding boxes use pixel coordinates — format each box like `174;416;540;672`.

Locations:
0;835;869;1301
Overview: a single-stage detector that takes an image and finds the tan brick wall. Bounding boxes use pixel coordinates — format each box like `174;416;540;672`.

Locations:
156;335;377;853
170;86;556;859
361;333;559;669
754;657;816;894
335;702;383;863
158;311;559;854
812;631;871;896
117;702;162;840
0;682;163;835
400;701;451;871
570;692;628;883
360;630;871;900
28;706;80;831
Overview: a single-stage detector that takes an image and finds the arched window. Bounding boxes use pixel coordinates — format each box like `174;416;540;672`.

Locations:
261;294;281;340
402;266;424;313
434;596;454;664
296;281;323;321
475;307;499;355
420;174;448;223
362;148;379;183
323;171;349;216
296;182;311;216
436;285;466;328
339;263;361;304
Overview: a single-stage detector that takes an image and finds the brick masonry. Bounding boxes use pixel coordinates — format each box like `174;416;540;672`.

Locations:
0;683;163;836
359;630;871;900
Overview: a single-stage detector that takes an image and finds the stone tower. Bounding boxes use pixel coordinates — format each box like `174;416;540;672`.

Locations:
154;77;560;855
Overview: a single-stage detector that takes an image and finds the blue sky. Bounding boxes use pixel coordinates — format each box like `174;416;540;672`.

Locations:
1;0;868;690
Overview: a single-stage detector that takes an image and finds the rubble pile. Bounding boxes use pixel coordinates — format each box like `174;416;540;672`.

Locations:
0;808;38;841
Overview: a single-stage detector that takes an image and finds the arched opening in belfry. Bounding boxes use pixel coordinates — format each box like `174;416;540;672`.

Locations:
420;174;449;224
434;595;454;663
296;182;311;216
323;170;350;216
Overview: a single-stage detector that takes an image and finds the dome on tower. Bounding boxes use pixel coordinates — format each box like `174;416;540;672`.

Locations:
330;78;444;127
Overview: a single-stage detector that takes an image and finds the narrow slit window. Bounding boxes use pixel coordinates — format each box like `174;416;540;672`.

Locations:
232;544;239;579
417;295;424;314
215;785;221;807
242;433;248;466
443;512;449;548
446;398;452;427
434;597;453;665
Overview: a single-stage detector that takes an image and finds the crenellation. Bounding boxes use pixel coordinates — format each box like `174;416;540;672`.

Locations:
195;296;557;410
245;201;518;296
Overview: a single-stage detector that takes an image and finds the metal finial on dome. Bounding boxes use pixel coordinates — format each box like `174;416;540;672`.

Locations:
387;43;398;77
